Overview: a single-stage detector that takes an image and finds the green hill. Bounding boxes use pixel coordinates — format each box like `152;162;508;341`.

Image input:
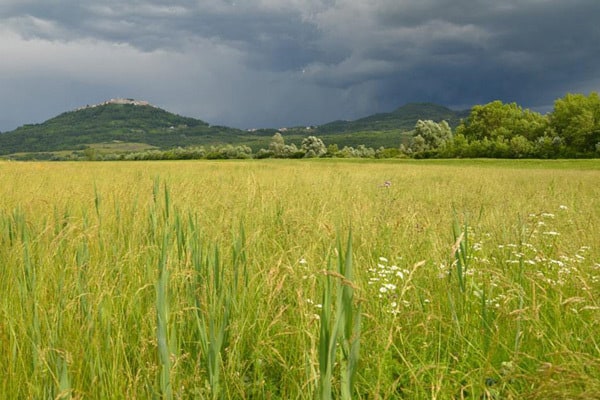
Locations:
0;100;245;156
0;100;469;157
315;102;468;134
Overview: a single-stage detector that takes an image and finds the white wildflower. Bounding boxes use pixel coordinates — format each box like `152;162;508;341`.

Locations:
550;259;565;267
379;283;397;293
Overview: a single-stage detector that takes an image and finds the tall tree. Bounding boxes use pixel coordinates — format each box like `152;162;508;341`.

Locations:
412;119;453;151
301;136;327;158
269;132;286;157
549;92;600;154
456;101;546;141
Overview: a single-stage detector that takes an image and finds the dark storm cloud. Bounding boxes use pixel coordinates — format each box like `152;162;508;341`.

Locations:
1;0;599;131
2;1;323;67
366;0;600;109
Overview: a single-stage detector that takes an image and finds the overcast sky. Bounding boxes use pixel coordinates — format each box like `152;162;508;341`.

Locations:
1;0;599;132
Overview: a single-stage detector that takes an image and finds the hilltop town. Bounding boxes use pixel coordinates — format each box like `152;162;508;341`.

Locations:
76;98;154;111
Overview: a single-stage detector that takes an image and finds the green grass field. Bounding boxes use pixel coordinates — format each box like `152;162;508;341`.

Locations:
1;159;599;399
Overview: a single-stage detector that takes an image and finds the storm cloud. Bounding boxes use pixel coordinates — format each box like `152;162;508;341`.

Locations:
1;0;599;131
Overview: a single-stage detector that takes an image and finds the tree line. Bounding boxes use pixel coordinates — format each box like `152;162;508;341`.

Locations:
410;92;600;158
18;91;600;161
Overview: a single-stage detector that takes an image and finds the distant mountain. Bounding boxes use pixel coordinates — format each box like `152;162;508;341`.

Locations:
0;99;470;157
315;103;469;134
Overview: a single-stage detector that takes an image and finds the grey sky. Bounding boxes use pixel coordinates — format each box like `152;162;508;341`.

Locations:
1;0;599;131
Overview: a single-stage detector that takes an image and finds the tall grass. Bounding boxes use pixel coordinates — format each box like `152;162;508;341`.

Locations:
317;231;361;400
0;159;599;398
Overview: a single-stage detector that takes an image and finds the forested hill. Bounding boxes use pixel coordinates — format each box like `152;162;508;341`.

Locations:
0;101;244;155
315;103;469;134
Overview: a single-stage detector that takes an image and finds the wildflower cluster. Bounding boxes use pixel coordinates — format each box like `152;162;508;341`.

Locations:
442;205;598;309
368;257;411;315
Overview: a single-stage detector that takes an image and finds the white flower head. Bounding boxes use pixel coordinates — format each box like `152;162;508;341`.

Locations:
543;231;560;236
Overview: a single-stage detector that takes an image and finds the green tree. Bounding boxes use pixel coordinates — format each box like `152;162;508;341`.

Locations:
411;135;427;153
269;132;285;157
549;92;600;154
534;135;562;158
301;136;327;158
456;101;546;141
509;135;535;158
413;120;452;149
326;143;339;157
83;147;100;161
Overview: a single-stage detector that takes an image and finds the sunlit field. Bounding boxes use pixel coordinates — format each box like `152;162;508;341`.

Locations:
1;159;599;399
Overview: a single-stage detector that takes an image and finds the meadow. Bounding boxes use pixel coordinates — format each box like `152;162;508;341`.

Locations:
0;159;599;399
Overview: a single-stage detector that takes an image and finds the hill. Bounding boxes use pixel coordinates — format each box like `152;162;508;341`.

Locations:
0;99;469;157
0;99;246;156
315;103;468;134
